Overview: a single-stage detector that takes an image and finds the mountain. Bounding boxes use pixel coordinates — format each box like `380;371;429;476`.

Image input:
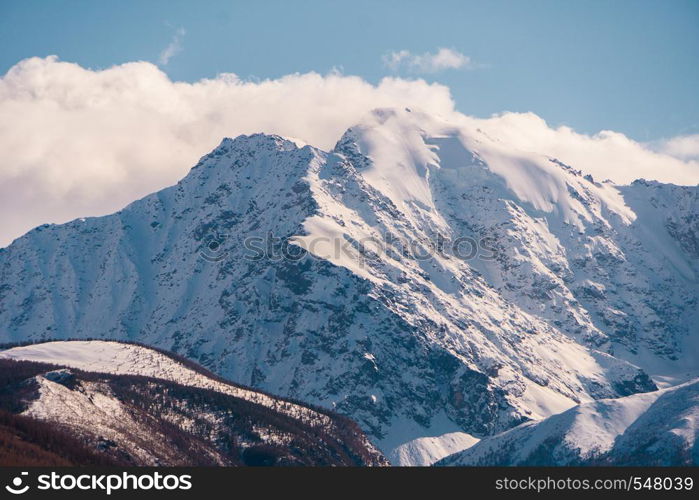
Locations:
436;378;699;466
0;108;696;464
0;340;386;466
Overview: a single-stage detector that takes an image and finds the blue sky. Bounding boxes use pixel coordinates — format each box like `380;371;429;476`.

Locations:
1;0;698;141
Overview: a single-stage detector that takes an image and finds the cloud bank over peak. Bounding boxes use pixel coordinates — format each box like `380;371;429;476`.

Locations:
0;56;697;247
460;112;699;185
0;56;455;246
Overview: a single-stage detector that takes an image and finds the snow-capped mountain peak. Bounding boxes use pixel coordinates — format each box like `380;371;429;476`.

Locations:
1;108;696;464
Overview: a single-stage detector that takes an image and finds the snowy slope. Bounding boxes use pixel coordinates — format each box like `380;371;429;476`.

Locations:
0;108;696;465
0;341;387;466
437;379;699;466
391;431;480;467
25;371;223;466
0;340;333;425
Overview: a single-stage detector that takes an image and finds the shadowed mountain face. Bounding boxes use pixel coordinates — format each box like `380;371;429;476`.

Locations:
0;109;696;464
0;341;387;466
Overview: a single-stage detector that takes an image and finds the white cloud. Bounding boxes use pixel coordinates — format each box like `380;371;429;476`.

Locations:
651;134;699;161
458;112;699;186
0;56;454;246
159;27;185;65
0;56;697;247
383;48;472;73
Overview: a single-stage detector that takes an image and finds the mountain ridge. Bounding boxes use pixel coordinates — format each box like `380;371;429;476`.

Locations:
0;108;696;464
0;340;387;466
436;377;699;466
